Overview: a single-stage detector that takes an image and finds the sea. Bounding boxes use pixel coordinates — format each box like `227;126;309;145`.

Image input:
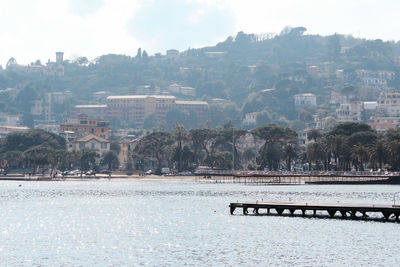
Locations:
0;179;399;266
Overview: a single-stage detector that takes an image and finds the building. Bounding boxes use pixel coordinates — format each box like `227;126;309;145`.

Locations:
368;91;400;132
369;116;400;132
204;51;227;58
166;49;179;58
175;100;208;123
60;114;110;139
0;126;29;138
118;138;139;169
362;102;378;122
168;83;181;94
210;98;228;105
59;131;76;143
167;84;196;96
0;113;21;126
294;93;317;108
356;69;395;88
243;112;259;126
93;91;110;103
56;52;63;64
377;91;400;116
34;122;59;134
107;95;176;126
297;128;315;146
43;52;65;76
329;91;355;106
71;105;107;120
179;86;196;96
68;134;110;159
336;102;363;122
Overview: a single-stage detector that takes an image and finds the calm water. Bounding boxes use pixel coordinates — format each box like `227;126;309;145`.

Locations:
0;180;399;266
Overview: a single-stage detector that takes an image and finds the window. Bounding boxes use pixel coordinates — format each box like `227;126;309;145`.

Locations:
79;143;85;149
91;143;95;149
91;129;94;134
101;143;107;149
101;128;104;133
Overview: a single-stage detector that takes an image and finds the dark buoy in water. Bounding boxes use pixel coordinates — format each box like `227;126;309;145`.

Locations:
18;184;22;187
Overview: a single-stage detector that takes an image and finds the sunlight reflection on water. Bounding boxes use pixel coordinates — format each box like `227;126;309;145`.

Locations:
0;180;399;266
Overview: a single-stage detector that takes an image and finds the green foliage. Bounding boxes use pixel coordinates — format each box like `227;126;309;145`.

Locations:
329;122;373;137
79;149;98;171
102;151;120;171
133;131;173;174
1;129;66;153
110;142;121;154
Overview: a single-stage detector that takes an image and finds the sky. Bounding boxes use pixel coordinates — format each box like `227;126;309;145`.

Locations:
1;0;400;66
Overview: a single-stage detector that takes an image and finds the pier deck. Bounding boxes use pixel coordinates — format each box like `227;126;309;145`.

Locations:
196;173;400;184
229;201;400;222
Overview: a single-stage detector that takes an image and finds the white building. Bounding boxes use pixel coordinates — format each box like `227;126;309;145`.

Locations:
243;112;259;126
356;69;395;88
0;114;21;126
180;86;196;96
294;93;317;108
336;102;363;122
377;92;400;116
68;134;110;159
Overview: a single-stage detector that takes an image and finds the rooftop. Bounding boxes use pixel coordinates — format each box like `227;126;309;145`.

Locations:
295;93;316;97
175;100;208;105
75;134;109;143
75;105;107;108
107;95;176;100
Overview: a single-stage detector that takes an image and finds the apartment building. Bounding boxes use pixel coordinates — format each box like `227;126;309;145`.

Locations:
106;95;176;126
356;69;395;88
175;100;208;123
377;92;400;116
336;102;363;122
294;93;316;108
369;116;400;132
368;92;400;131
71;105;107;120
60;114;110;139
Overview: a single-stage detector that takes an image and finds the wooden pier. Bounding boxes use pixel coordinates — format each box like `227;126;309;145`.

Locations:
195;173;400;185
229;201;400;222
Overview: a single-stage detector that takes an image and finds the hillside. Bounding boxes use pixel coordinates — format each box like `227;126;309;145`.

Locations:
1;26;400;130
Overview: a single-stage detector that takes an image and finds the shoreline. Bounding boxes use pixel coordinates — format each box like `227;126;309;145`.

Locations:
0;174;198;182
1;174;400;184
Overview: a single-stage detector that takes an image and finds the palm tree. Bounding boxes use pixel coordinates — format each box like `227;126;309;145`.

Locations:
173;123;187;172
386;140;400;171
368;140;386;171
306;142;325;170
283;143;297;171
325;135;345;170
351;144;368;171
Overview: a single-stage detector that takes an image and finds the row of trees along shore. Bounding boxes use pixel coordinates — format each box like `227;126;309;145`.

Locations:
0;129;119;175
0;122;399;175
133;122;400;174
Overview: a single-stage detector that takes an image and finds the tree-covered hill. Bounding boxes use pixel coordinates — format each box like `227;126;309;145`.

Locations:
1;26;400;129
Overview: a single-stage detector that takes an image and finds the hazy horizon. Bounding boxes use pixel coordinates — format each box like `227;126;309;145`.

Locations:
1;0;400;66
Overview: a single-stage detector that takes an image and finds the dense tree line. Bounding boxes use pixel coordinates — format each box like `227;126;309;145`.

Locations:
0;130;120;175
0;123;400;175
132;122;400;174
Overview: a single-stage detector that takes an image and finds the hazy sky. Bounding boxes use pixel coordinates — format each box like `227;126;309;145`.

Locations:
1;0;400;66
